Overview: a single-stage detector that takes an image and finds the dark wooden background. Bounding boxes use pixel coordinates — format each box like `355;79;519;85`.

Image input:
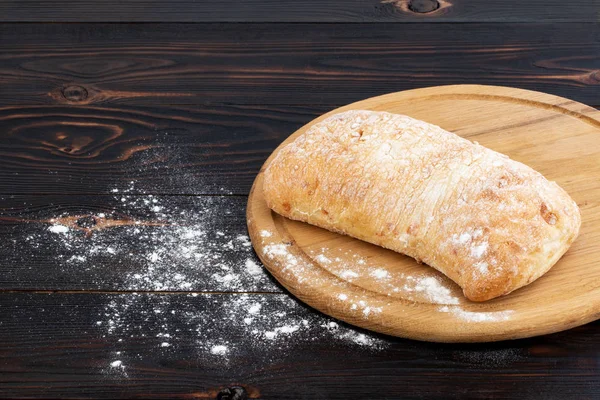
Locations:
1;1;599;398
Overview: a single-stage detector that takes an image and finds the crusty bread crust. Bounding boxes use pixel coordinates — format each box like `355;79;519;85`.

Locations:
263;110;581;301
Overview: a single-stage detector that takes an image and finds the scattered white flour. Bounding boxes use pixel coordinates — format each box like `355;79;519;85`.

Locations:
264;324;300;340
244;259;263;276
16;183;395;374
48;225;69;234
264;331;276;339
97;293;389;372
363;306;383;317
210;345;228;355
457;233;471;244
106;358;127;378
405;276;460;305
340;270;359;280
474;262;489;275
306;248;462;306
439;306;514;322
470;242;489;259
24;181;275;293
370;268;389;280
315;254;331;264
248;304;261;314
262;243;293;259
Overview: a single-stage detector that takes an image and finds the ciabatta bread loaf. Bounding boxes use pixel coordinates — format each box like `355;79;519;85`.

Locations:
263;110;581;301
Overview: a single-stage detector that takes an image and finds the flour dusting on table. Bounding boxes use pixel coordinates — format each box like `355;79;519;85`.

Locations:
99;292;389;375
24;181;271;292
12;182;390;376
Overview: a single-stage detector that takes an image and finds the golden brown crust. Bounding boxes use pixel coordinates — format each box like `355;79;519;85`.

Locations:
263;110;581;301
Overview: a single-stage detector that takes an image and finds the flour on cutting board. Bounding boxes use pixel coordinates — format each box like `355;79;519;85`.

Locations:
300;246;512;319
438;306;514;322
305;247;462;305
259;238;513;326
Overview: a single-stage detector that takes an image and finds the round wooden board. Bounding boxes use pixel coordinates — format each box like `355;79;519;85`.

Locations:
246;85;600;343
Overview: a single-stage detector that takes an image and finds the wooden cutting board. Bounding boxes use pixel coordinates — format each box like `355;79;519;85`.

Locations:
246;85;600;343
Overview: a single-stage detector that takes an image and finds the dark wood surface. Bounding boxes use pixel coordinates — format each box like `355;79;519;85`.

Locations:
1;1;599;399
2;24;600;107
1;293;599;399
0;0;598;22
0;105;323;194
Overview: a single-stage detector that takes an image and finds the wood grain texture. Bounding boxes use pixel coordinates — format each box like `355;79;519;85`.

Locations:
0;0;597;22
2;23;600;107
0;195;283;292
0;104;323;195
0;292;598;399
249;85;600;342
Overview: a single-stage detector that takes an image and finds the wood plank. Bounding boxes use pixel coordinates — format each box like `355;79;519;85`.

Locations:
0;104;323;195
1;23;600;107
0;292;598;399
0;0;596;22
0;195;282;292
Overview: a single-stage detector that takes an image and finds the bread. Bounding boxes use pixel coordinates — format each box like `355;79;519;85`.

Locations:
262;110;581;302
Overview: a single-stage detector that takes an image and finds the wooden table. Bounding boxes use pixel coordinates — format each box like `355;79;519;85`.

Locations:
1;1;599;398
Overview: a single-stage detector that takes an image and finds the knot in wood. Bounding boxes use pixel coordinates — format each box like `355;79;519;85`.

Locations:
216;386;247;400
61;85;88;102
408;0;440;13
76;216;97;229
